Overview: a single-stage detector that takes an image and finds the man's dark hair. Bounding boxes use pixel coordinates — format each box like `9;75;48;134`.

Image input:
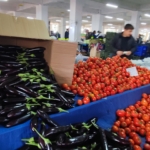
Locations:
124;24;134;30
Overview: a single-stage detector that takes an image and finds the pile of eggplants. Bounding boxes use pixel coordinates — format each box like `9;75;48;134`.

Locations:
0;45;75;127
18;116;133;150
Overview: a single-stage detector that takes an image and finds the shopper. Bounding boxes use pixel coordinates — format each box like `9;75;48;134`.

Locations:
65;29;69;39
111;24;136;59
137;34;142;44
91;30;96;39
85;29;92;40
55;32;61;39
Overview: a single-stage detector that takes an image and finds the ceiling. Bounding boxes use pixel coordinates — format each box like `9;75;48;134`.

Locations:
0;0;150;31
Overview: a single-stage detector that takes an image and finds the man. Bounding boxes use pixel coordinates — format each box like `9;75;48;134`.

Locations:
85;29;92;40
65;29;69;39
112;24;136;59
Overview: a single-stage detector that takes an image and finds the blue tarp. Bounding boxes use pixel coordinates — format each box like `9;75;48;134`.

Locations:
1;84;150;150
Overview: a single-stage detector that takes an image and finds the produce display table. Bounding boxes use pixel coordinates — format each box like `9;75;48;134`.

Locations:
1;85;150;150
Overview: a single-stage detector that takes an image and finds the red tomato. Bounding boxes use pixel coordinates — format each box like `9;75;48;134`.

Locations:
133;135;141;145
133;145;142;150
144;143;150;150
131;111;138;118
116;110;126;117
111;125;119;133
142;114;150;122
77;100;83;106
146;135;150;143
129;139;134;145
129;132;137;138
139;129;146;136
114;121;121;127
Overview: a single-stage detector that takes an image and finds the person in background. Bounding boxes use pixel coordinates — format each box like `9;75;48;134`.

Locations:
137;34;142;44
111;24;136;59
96;31;101;39
91;30;96;39
55;31;61;39
65;29;69;39
85;29;92;40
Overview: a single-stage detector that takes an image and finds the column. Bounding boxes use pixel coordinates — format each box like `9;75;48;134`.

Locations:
69;0;83;42
125;11;140;38
92;14;103;32
60;18;66;38
36;5;49;28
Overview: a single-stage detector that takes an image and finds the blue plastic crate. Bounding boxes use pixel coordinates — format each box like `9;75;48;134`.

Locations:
134;45;148;56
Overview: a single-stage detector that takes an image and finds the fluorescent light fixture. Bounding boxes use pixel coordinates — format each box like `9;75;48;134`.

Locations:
117;18;123;21
145;14;150;17
110;27;115;28
56;20;61;22
106;3;118;8
107;24;113;25
105;16;113;19
0;0;8;1
141;22;147;25
87;16;91;18
67;10;70;12
82;20;88;22
27;17;34;19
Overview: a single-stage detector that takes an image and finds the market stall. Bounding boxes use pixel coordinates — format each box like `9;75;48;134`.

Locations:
0;13;150;150
0;84;150;149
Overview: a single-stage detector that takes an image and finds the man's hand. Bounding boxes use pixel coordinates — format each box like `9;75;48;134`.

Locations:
125;51;132;56
117;51;123;56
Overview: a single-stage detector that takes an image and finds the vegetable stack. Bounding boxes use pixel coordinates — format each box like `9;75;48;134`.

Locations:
18;116;132;150
0;45;74;127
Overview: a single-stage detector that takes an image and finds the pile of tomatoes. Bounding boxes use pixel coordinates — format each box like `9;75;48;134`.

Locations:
62;56;150;106
112;93;150;150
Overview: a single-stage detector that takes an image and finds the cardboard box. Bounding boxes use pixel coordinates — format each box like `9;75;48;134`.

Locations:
0;13;77;85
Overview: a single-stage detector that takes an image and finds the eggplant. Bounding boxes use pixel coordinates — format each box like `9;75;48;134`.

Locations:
45;125;75;137
3;97;27;103
0;104;25;115
56;133;96;147
37;109;58;127
5;63;24;68
0;76;19;87
61;90;75;98
7;105;37;118
0;117;9;123
14;85;38;97
6;113;32;127
8;78;24;86
42;107;68;114
28;84;41;90
40;122;47;136
97;127;109;150
5;85;30;97
54;89;70;103
5;68;26;77
0;61;20;64
30;115;39;131
0;55;16;60
104;130;130;146
26;47;45;53
17;145;31;150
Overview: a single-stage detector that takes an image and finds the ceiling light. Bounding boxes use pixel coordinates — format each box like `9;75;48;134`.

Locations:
145;14;150;17
56;20;61;22
107;24;113;25
110;27;115;28
141;22;147;25
67;10;70;12
105;16;113;19
27;17;34;19
87;16;91;18
82;20;88;22
106;3;118;8
0;0;8;1
117;18;123;21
